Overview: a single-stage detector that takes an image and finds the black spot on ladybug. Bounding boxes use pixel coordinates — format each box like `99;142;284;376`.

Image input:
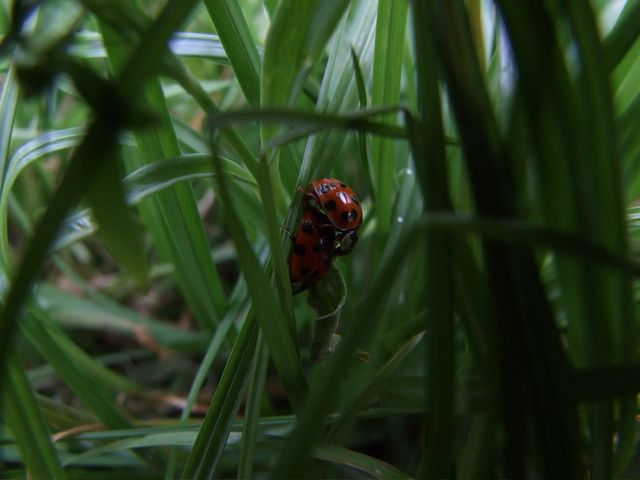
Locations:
300;267;310;277
301;222;314;235
293;244;306;255
311;209;328;222
310;269;320;278
339;182;347;188
341;209;358;222
325;199;337;210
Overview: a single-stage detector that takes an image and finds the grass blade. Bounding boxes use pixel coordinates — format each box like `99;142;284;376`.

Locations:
427;2;580;477
100;11;227;332
273;224;421;478
209;142;308;409
409;2;455;476
237;331;269;479
87;153;149;287
312;444;412;479
370;0;408;232
0;0;202;380
204;0;261;107
3;354;65;479
180;314;259;478
261;0;349;114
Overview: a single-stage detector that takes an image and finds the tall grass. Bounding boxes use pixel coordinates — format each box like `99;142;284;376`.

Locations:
1;0;640;478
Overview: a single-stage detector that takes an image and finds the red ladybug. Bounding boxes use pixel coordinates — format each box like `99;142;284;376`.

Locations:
289;209;335;294
304;178;363;232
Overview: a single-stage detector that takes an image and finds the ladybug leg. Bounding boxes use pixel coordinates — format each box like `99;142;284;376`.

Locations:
280;224;295;242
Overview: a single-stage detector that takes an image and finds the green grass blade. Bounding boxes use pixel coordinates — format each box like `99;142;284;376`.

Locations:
325;331;425;444
237;332;269;480
420;213;640;278
261;0;349;135
0;0;202;379
100;25;227;331
603;1;640;74
180;314;259;478
370;0;407;233
22;309;139;405
0;127;89;263
87;153;149;287
428;2;581;477
50;151;259;253
410;2;455;476
295;1;377;181
0;65;18;190
497;2;632;476
0;119;120;374
273;224;421;478
38;282;208;351
567;4;636;475
457;414;495;480
164;299;240;479
312;445;412;480
203;0;261;107
3;354;66;479
208;106;409;149
350;46;373;182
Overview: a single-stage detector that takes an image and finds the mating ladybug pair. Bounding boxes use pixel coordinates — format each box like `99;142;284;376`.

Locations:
289;178;363;294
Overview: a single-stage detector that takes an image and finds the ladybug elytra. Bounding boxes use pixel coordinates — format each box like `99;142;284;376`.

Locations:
305;178;363;232
289;209;335;294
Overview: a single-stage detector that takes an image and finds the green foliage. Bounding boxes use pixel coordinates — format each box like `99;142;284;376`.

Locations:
1;0;640;479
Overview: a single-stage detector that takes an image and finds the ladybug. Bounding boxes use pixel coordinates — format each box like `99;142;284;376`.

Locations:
289;209;335;294
304;178;363;232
